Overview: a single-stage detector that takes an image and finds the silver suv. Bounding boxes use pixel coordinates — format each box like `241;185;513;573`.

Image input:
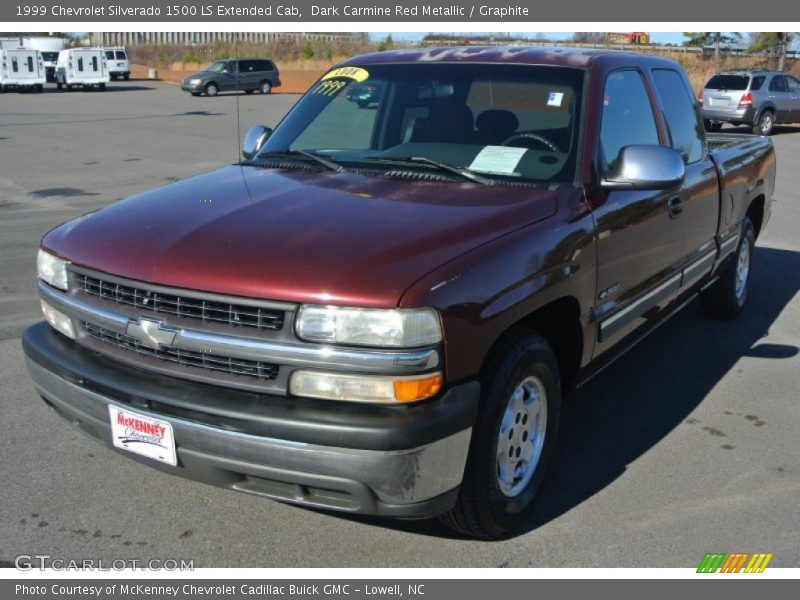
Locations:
700;70;800;135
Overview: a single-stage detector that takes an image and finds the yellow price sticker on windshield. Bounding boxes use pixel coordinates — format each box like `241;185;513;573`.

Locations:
321;67;369;83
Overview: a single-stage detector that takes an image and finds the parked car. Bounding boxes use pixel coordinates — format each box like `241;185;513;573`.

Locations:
0;48;45;92
25;48;775;539
180;58;280;97
104;47;130;80
700;70;800;135
55;48;109;91
346;80;384;107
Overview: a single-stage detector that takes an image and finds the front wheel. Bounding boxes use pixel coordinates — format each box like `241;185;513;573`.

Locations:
439;330;561;539
700;217;756;320
204;82;218;97
753;111;774;136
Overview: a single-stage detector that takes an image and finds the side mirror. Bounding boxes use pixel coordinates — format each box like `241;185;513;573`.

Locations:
241;125;272;160
601;145;685;191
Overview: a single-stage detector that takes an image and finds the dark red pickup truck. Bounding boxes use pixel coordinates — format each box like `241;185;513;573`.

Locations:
24;48;775;538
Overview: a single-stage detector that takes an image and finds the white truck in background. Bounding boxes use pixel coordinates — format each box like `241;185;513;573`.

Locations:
56;48;109;91
0;36;67;82
104;47;130;80
0;47;45;93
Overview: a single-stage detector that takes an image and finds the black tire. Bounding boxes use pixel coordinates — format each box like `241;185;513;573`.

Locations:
700;217;756;320
357;100;369;108
439;329;561;539
753;110;774;136
56;82;62;90
36;84;43;93
708;121;723;132
258;80;272;95
98;83;106;91
191;92;201;97
204;82;218;97
65;84;72;91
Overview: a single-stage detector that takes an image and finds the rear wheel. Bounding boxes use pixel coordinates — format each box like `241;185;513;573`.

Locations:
98;83;106;91
701;217;756;320
258;80;272;95
439;330;561;539
65;84;72;91
204;82;218;97
36;84;43;93
56;82;62;90
753;110;774;136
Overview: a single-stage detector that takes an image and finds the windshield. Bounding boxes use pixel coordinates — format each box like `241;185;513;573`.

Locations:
206;60;228;73
41;52;58;62
705;74;750;91
259;63;584;184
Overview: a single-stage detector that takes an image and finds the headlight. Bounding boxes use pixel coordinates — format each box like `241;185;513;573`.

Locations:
295;305;441;348
37;249;69;291
290;370;442;404
40;299;75;339
189;78;202;85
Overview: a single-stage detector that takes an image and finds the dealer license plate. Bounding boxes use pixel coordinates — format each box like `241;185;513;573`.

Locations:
108;405;177;466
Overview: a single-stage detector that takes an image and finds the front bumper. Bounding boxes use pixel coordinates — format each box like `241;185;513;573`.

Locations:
181;81;205;92
23;323;478;518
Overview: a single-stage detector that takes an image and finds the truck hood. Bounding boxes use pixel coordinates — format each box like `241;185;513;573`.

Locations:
43;166;559;307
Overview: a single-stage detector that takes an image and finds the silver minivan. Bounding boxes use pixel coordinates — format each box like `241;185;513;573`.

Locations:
180;58;281;97
700;70;800;135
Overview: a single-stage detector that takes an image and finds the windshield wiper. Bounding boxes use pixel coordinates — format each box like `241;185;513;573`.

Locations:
362;156;493;185
249;150;344;172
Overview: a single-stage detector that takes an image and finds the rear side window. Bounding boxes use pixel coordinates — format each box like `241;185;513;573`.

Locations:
750;76;765;90
240;60;255;72
769;76;787;92
652;69;705;164
600;70;660;166
260;60;274;71
785;77;799;92
27;56;33;72
92;56;98;71
78;57;84;71
115;51;126;60
705;74;749;90
11;56;18;72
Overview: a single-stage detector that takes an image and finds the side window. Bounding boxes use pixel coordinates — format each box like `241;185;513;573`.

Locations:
768;76;786;92
92;56;98;71
77;57;84;72
11;57;18;72
652;69;704;164
228;61;238;73
116;51;126;60
600;70;660;167
786;77;800;93
264;60;274;71
750;76;765;91
105;51;114;60
27;56;34;71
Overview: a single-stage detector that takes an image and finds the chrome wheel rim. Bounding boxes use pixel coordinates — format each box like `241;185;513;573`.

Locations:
206;85;217;96
496;375;547;497
761;114;772;134
735;237;751;302
260;82;270;94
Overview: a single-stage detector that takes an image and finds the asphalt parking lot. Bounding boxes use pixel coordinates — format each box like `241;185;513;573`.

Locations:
1;81;798;568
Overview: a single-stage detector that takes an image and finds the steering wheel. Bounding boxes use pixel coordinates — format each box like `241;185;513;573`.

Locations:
502;132;559;152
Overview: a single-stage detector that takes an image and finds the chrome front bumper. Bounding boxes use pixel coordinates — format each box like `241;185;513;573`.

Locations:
23;323;478;517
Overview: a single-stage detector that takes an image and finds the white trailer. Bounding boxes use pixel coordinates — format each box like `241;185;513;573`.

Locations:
56;48;109;90
1;36;67;82
0;48;45;93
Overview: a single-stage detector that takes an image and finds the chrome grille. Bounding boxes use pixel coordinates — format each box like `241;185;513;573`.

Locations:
83;322;279;381
75;273;284;331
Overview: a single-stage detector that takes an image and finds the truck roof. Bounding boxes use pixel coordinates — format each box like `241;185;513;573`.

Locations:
342;46;681;70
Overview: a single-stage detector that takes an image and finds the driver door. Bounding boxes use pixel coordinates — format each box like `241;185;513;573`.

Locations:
589;69;684;355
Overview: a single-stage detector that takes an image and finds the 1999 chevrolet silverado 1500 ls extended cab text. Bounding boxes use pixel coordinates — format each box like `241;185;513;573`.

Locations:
23;48;775;539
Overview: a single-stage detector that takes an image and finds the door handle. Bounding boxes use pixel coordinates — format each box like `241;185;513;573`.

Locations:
668;196;684;219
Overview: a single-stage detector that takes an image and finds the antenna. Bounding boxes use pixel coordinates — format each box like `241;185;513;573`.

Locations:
234;34;242;165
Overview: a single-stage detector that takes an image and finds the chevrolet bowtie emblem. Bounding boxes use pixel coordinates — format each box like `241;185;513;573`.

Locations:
126;318;178;350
